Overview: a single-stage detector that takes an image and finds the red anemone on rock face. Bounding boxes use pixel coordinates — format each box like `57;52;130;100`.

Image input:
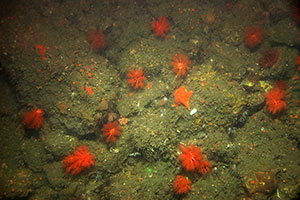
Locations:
296;56;300;65
152;16;170;37
23;109;44;130
63;146;95;175
179;144;202;171
292;1;300;24
258;49;280;68
173;175;191;195
127;69;146;89
197;160;212;174
296;56;300;66
265;81;287;115
101;121;122;143
244;26;264;48
171;54;191;77
178;144;212;174
296;56;300;71
87;29;106;51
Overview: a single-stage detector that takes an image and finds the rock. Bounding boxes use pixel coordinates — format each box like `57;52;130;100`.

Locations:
43;162;67;188
22;139;49;172
268;19;299;46
43;131;78;158
244;170;278;199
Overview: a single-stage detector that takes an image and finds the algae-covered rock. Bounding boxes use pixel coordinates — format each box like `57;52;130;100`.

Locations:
0;168;34;199
117;78;168;117
43;161;67;189
244;170;277;200
22;139;49;172
43;131;78;158
102;161;174;200
268;18;299;46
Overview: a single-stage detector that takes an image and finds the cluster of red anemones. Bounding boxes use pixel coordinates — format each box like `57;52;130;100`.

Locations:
242;25;290;116
265;81;287;115
126;54;192;90
22;108;98;176
126;17;192;90
242;21;291;117
87;16;170;53
24;9;295;196
127;18;205;196
173;144;212;195
62;120;122;176
22;109;123;176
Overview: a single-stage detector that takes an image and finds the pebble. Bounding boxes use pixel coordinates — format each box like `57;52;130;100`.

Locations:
190;108;197;116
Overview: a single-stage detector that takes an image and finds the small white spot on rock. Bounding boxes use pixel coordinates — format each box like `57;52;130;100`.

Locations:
190;108;197;116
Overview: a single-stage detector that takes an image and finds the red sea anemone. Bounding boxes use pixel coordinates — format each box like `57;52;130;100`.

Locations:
171;54;191;77
63;146;95;175
173;175;191;195
152;16;170;37
23;108;44;130
292;1;300;24
179;144;203;171
258;49;280;68
244;26;264;48
296;56;300;71
87;29;106;51
296;56;300;66
265;81;287;115
197;160;212;174
296;56;300;64
179;144;212;174
101;121;122;143
127;69;146;89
